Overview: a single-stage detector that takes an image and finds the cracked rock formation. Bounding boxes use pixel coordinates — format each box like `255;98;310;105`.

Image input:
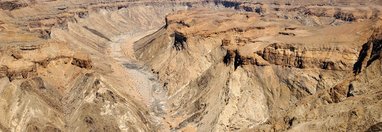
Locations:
0;0;381;132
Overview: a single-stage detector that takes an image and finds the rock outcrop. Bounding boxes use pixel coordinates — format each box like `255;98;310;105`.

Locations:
0;0;381;131
135;2;382;131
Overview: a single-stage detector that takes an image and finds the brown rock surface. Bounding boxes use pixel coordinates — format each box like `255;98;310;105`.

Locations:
0;0;381;131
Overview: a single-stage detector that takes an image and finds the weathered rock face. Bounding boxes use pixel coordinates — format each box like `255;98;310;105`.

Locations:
0;1;26;11
0;0;381;132
0;0;209;131
257;43;357;70
135;1;382;131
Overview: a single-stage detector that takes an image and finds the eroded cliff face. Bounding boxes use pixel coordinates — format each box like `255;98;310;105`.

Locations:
135;2;382;131
0;0;215;131
0;24;153;132
0;0;381;132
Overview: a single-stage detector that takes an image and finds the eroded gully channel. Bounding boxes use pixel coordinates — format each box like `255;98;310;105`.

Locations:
108;29;170;130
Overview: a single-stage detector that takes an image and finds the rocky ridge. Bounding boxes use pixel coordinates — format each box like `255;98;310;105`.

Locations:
135;2;382;131
0;0;381;132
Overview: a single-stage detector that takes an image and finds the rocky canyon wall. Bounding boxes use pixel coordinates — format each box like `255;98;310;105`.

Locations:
0;0;381;132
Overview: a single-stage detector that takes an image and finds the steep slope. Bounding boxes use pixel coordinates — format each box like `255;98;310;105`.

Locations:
0;0;247;131
0;0;381;131
135;5;382;131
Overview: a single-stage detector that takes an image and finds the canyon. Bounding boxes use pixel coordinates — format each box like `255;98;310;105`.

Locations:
0;0;381;132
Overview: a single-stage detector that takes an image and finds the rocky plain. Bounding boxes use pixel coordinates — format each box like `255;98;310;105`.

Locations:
0;0;381;131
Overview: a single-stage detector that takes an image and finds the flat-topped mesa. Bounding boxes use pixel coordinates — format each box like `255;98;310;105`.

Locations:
0;0;381;131
162;6;372;72
0;42;92;82
9;0;217;39
220;42;357;71
4;0;379;40
256;43;357;70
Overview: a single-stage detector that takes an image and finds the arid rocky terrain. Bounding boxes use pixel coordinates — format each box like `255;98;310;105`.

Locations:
0;0;381;132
